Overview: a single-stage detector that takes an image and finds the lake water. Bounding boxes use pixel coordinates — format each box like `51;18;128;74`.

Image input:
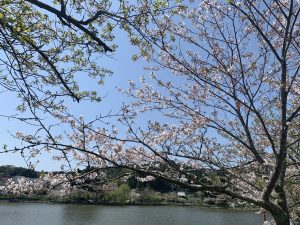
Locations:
0;203;263;225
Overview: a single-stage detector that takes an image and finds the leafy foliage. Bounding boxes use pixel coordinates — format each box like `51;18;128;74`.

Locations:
105;183;130;203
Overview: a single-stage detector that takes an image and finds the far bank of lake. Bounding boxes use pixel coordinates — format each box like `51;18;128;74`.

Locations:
0;197;260;211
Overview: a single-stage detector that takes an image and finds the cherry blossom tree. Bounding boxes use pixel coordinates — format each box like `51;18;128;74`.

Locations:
119;1;299;224
123;1;299;224
5;1;300;225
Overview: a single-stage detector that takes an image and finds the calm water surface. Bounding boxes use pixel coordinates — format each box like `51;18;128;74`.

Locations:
0;203;262;225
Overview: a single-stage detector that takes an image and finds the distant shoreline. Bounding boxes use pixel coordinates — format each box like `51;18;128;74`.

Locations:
0;198;260;211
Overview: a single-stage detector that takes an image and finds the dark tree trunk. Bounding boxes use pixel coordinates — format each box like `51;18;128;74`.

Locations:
273;215;290;225
268;207;290;225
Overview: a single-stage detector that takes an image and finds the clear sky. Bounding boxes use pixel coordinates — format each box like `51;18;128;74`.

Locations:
0;29;146;171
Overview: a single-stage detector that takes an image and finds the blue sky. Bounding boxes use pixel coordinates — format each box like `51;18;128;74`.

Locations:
0;29;146;171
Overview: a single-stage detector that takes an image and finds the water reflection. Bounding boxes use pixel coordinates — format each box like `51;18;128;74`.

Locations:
61;204;100;225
